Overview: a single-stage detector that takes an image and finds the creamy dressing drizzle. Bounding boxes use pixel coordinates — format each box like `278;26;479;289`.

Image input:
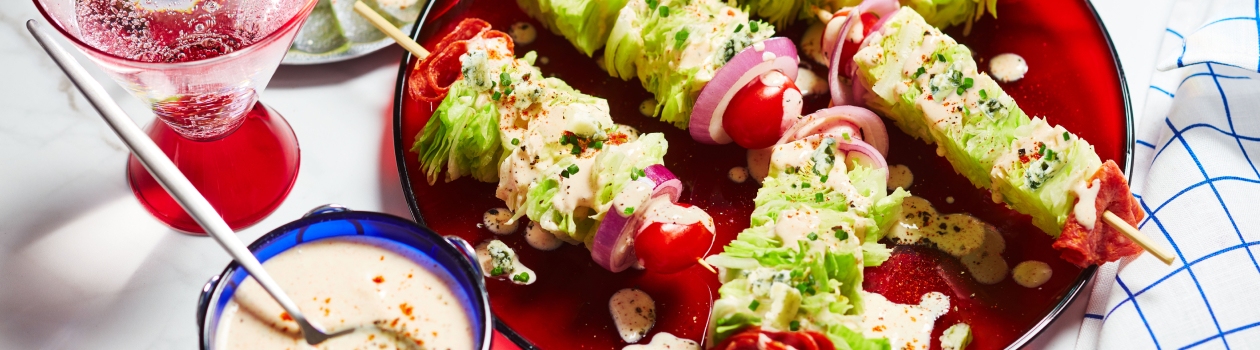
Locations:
728;167;749;183
214;237;475;350
508;22;537;45
891;196;1011;284
610;288;656;343
860;291;950;350
525;221;562;251
888;164;913;190
794;68;828;96
483;208;518;235
988;53;1027;83
1071;179;1102;230
622;332;700;350
1012;260;1053;288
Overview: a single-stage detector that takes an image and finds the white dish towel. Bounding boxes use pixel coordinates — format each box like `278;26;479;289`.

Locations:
1076;0;1260;348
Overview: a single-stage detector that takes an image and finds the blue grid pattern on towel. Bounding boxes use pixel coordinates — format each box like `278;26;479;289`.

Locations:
1091;51;1260;348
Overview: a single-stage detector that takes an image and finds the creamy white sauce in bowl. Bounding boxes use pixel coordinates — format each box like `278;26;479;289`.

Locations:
198;210;493;350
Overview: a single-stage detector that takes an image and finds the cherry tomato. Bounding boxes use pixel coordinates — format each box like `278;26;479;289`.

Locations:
722;70;803;149
836;12;880;74
634;211;715;274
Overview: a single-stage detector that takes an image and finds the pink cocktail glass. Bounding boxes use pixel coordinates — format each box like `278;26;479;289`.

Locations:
34;0;318;233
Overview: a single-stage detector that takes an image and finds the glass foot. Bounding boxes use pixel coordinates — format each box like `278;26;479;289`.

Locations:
128;102;301;234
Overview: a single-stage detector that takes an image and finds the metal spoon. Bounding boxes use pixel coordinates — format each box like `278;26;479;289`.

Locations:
26;19;351;346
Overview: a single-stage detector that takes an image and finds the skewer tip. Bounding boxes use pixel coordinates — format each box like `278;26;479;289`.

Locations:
697;258;717;274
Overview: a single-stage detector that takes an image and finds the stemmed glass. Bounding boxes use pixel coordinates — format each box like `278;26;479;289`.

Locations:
33;0;318;233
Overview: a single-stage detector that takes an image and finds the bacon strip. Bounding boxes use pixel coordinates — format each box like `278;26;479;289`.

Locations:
408;18;516;102
1053;160;1144;267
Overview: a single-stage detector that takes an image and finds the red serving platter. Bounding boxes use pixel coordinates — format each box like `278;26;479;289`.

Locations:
391;0;1132;349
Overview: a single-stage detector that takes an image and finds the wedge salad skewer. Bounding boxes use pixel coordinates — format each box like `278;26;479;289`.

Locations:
822;2;1152;266
407;19;717;274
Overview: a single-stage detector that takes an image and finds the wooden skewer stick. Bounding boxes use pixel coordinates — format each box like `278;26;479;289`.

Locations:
353;1;430;59
697;258;717;274
1102;210;1175;265
813;7;834;23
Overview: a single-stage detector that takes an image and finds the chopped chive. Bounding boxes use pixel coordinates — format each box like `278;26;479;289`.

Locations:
979;89;988;99
956;87;965;95
963;105;970;115
807;232;818;240
734;24;744;33
560;170;570;178
843;133;851;141
834;228;849;240
630;168;640;180
567;164;580;175
512;272;529;282
962;77;974;88
658;5;669;17
637;168;647;178
819;175;828;182
571;144;582;155
937;53;946;62
789;320;801;331
801;182;811;189
500;72;511;87
624;206;634;215
646;0;658;10
750;21;759;33
492;91;502;101
815;193;824;202
591;140;603;149
913;67;926;78
504;87;514;96
1038;143;1047;156
491;266;505;276
748;300;760;310
674;28;690;50
1063;131;1070;141
511;138;520;146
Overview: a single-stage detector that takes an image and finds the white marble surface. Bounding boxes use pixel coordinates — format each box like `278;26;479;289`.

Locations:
0;0;1171;348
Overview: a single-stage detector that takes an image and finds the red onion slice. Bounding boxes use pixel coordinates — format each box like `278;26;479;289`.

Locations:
831;137;888;171
797;106;888;156
591;165;684;272
828;0;900;106
690;38;799;144
591;178;654;272
643;164;683;202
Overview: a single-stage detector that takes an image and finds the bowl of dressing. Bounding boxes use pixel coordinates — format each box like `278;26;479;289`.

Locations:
197;205;492;349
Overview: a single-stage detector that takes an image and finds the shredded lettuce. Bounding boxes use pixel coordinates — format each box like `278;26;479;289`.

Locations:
708;138;908;348
734;0;855;27
412;79;503;185
901;0;997;31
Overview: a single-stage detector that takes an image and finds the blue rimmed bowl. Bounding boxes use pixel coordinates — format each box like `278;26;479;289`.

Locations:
196;205;493;349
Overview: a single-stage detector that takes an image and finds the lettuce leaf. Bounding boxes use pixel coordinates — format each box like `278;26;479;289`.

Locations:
901;0;998;30
605;0;773;128
592;132;669;216
412;79;503;185
516;0;630;56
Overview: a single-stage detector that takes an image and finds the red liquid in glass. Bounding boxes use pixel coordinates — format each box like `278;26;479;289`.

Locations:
128;103;300;234
398;0;1126;348
77;0;302;233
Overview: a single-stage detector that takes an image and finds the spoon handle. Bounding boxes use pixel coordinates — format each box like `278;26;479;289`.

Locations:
26;19;320;335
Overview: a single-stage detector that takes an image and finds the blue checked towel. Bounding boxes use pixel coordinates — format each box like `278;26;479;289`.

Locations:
1075;0;1260;348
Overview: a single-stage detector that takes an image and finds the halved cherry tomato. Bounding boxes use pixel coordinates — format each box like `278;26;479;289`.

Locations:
634;205;715;274
836;12;880;74
722;70;803;149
